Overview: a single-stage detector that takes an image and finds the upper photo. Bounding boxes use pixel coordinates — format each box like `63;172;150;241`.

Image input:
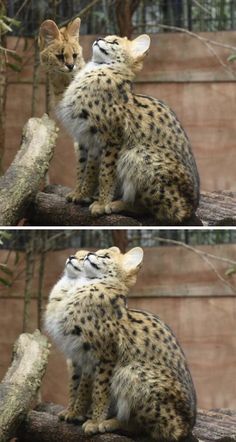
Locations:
1;0;236;226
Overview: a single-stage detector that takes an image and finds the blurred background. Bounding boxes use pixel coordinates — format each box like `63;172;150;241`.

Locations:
1;0;236;191
0;228;236;410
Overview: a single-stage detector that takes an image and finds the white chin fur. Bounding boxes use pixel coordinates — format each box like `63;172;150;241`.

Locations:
83;259;98;278
92;44;108;63
65;262;80;278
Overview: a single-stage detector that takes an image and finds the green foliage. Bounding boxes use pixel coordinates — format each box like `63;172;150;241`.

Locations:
0;263;13;287
0;15;20;35
6;61;21;71
0;231;12;245
0;10;22;72
228;54;236;63
5;50;23;72
225;266;236;276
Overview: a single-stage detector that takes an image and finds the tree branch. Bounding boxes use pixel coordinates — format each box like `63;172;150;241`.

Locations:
15;404;236;442
0;330;50;442
24;185;236;227
59;0;103;28
152;236;236;294
0;114;58;226
198;191;236;226
158;24;236;78
26;186;142;227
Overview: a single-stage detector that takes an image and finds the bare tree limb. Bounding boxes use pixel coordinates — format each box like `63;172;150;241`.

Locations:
23;232;37;332
16;409;137;442
195;409;236;441
24;185;236;227
192;0;212;15
59;0;103;28
15;403;236;442
158;24;236;52
0;330;50;442
152;236;236;294
199;191;236;226
0;114;58;226
37;231;47;330
26;187;142;227
158;24;236;78
115;0;141;38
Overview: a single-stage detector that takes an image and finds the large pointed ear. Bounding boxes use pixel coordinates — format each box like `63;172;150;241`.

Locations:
108;246;120;254
67;17;81;38
131;34;150;59
123;247;143;273
39;20;60;49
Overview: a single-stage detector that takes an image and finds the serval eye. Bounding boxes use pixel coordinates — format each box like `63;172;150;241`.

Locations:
98;253;110;259
73;53;78;59
56;54;64;61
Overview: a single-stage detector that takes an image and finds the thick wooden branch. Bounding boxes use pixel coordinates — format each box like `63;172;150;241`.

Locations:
15;403;236;442
0;330;50;442
16;410;136;442
26;185;202;226
195;409;236;441
26;185;236;226
26;186;142;226
0;114;58;226
198;191;236;226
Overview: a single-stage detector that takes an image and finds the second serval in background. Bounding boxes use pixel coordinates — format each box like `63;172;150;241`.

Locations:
39;17;85;110
39;17;88;195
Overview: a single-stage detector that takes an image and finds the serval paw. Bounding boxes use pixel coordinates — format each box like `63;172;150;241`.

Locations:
58;409;86;424
82;419;100;435
89;201;106;217
66;191;92;205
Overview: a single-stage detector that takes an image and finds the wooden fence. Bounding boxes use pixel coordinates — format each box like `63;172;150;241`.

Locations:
4;31;236;192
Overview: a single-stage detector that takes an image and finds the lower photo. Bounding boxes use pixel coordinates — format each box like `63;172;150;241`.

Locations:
0;229;235;442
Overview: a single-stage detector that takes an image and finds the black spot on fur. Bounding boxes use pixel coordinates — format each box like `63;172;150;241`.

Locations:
79;109;89;119
90;126;98;134
72;374;79;380
72;325;82;335
115;308;123;319
83;342;91;351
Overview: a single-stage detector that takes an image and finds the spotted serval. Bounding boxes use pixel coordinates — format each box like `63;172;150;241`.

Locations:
45;247;196;440
39;17;87;197
57;34;200;224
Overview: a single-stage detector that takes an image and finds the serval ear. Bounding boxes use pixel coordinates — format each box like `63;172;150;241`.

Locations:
123;247;143;274
67;17;81;38
131;34;150;60
39;20;60;49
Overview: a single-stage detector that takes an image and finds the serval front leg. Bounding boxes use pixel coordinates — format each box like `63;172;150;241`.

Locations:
82;362;113;435
89;146;118;216
59;363;93;424
58;360;81;422
67;144;99;205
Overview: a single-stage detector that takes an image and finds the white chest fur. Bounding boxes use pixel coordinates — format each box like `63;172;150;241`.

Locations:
56;62;104;151
45;274;99;371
